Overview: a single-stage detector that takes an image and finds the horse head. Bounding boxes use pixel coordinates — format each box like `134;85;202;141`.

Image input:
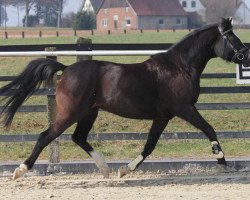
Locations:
214;17;250;67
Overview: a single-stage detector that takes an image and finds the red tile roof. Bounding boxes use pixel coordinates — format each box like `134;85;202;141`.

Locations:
127;0;187;16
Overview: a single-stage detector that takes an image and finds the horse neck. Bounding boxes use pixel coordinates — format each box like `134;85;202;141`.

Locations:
170;27;219;76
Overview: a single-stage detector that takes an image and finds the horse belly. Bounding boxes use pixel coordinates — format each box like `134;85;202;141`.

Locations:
95;91;159;119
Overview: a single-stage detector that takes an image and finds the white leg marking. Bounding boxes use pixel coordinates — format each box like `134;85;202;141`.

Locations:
128;155;144;171
118;155;144;178
12;164;28;180
211;141;219;145
90;150;110;178
211;141;224;159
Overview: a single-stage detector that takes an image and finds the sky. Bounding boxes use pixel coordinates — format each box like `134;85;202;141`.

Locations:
3;0;250;27
5;0;83;27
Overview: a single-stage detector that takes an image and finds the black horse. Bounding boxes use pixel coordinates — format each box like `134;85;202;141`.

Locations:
1;18;250;179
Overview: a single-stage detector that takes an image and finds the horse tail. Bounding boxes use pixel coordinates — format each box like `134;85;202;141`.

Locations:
0;58;67;127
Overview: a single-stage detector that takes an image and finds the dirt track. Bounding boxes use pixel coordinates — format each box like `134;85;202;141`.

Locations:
1;172;250;200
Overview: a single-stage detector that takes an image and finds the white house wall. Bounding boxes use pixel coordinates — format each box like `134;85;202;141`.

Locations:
82;0;95;13
234;3;250;25
179;0;206;21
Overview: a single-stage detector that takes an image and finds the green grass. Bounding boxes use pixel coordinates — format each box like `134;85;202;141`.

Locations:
1;139;250;162
0;29;249;162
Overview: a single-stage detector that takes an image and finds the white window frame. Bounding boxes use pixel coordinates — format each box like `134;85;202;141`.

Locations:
176;18;182;25
159;19;164;25
191;1;196;8
102;19;108;27
182;1;187;7
125;18;131;26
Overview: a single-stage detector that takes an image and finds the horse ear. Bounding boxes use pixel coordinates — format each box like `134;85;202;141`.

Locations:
229;17;234;25
220;17;233;30
220;18;227;29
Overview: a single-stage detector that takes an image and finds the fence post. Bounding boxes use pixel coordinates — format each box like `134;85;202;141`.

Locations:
22;31;25;38
39;30;42;38
76;37;92;62
45;47;60;173
5;31;8;39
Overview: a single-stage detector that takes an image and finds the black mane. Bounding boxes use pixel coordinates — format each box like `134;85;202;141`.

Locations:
150;23;220;72
168;23;219;51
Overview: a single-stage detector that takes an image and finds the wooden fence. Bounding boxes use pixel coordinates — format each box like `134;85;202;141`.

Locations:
0;29;192;39
0;42;250;170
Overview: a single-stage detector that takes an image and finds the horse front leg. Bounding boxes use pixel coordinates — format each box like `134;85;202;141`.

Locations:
118;119;170;178
175;106;227;167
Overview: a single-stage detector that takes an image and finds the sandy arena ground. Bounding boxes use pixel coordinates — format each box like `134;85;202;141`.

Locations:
1;171;250;200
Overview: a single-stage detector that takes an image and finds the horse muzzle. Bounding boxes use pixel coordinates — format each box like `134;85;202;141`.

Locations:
237;48;250;67
244;50;250;67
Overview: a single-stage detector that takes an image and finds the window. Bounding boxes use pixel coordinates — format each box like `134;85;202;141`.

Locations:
191;1;196;8
125;7;129;13
182;1;187;7
159;19;164;25
104;9;108;14
102;19;108;26
176;19;182;25
126;18;131;26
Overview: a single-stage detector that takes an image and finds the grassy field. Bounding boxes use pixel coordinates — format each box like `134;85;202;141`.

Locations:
0;29;249;162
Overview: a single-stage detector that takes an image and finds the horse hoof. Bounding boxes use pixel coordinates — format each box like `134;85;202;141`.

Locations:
118;165;130;178
100;166;110;179
12;164;28;180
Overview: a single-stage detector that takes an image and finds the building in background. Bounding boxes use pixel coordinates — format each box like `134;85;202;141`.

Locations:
179;0;206;21
96;0;188;30
199;0;249;25
179;0;206;28
81;0;103;13
233;0;250;26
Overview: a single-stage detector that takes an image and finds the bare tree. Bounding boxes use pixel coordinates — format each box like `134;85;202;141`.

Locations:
0;0;10;28
201;0;240;24
57;0;65;28
35;0;65;27
11;0;37;27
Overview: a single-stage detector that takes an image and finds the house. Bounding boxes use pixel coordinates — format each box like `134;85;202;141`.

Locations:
233;1;250;26
179;0;206;22
81;0;103;13
96;0;188;30
179;0;250;26
200;0;243;24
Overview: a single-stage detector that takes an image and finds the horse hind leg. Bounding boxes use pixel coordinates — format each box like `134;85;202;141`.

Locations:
71;109;110;178
12;116;75;180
